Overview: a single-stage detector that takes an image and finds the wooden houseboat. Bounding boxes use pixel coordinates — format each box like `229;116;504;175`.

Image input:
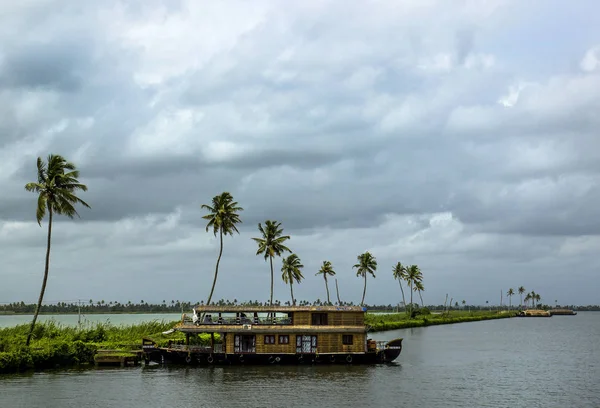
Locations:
141;305;402;365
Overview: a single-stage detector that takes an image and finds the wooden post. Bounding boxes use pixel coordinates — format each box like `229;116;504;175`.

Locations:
211;333;215;352
186;333;190;349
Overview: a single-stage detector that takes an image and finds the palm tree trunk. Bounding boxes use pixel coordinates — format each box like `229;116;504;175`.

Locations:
206;228;224;306
27;209;53;346
335;279;341;304
361;274;367;306
324;275;330;305
409;282;413;318
398;280;407;316
269;256;274;307
418;290;424;307
290;281;295;306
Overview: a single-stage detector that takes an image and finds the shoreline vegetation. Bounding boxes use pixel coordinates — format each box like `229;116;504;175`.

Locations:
2;310;511;374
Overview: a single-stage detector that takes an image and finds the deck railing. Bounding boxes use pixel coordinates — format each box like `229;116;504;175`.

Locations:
182;314;293;326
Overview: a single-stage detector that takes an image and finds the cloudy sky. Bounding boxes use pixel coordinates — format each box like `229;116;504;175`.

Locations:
1;0;599;308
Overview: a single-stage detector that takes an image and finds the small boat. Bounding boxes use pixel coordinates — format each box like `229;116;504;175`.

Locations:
516;309;552;317
141;305;402;365
549;309;577;316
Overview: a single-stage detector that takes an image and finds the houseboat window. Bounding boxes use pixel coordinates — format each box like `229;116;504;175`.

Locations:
342;335;353;345
264;335;276;344
311;313;328;325
278;335;289;344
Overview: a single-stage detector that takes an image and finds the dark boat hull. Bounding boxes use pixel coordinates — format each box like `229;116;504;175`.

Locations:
142;338;402;366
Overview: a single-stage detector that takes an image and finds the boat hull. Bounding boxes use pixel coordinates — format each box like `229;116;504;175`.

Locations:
144;350;392;365
142;338;402;366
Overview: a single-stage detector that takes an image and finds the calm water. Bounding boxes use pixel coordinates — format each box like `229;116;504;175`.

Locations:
1;313;599;407
0;313;182;328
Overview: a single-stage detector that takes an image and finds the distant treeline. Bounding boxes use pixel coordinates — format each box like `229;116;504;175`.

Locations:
1;300;597;314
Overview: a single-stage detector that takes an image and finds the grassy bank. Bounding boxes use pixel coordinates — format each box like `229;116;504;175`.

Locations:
365;310;515;332
0;320;202;374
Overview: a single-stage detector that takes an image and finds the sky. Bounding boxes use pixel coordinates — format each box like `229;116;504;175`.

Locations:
1;0;599;307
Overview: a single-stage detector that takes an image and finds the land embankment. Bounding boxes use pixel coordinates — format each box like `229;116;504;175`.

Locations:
365;310;515;332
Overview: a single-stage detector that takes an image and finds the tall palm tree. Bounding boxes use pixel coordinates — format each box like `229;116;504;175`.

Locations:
392;262;408;315
507;288;515;310
24;154;90;346
281;254;304;305
530;291;537;308
353;252;377;306
335;278;342;304
405;265;422;317
518;286;526;309
524;293;531;308
201;192;243;306
316;261;336;305
535;293;541;308
414;280;425;307
252;220;291;306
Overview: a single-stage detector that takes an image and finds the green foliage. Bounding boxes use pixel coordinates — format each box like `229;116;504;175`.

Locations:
365;310;514;332
0;320;185;374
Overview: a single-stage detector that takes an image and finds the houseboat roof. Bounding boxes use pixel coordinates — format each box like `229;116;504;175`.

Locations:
192;305;367;313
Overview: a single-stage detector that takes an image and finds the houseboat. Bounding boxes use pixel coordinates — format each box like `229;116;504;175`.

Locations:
141;305;402;365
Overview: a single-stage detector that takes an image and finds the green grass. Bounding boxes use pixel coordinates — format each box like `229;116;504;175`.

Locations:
365;310;515;331
0;320;218;374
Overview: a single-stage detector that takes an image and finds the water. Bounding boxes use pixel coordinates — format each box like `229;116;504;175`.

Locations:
0;313;182;328
2;313;599;407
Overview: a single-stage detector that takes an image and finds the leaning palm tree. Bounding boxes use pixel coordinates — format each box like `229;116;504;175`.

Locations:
316;261;336;305
506;288;514;310
353;252;377;306
25;154;90;346
524;293;531;308
281;254;304;306
201;192;243;306
518;286;526;309
252;220;291;306
392;262;408;315
405;265;422;317
414;280;425;307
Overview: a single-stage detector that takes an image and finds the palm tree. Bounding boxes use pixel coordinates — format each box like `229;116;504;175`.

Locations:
518;286;526;309
353;252;377;306
281;254;304;305
316;261;336;305
24;154;90;345
201;192;243;306
252;220;291;306
392;262;408;315
405;265;422;318
535;293;541;308
414;280;425;307
524;293;531;308
507;288;514;310
530;291;537;308
335;278;342;304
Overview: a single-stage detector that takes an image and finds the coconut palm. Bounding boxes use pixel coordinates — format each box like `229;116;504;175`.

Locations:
524;293;531;308
252;220;291;306
335;278;342;304
405;265;422;317
201;192;243;306
316;261;336;305
353;252;377;306
507;288;514;310
24;154;90;346
530;291;537;308
414;280;425;307
518;286;526;309
281;254;304;306
392;262;408;315
535;293;541;308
